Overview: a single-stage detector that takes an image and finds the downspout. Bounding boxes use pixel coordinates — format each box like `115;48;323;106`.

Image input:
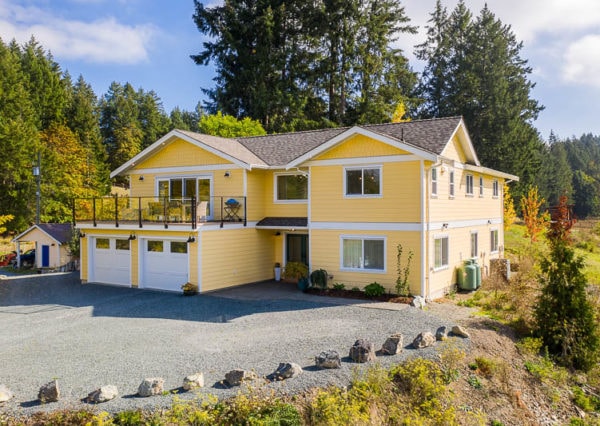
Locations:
420;160;426;298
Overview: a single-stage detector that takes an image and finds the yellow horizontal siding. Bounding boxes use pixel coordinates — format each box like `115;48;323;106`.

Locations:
262;170;308;218
316;134;409;159
310;230;421;295
441;135;467;163
429;169;503;222
200;228;273;291
311;162;421;222
246;170;267;220
134;138;232;169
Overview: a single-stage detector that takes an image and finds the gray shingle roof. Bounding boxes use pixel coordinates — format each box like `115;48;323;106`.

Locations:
37;223;72;244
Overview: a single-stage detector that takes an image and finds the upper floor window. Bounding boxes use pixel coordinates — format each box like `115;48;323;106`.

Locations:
479;176;484;197
431;168;438;197
492;180;499;198
470;231;478;258
466;174;474;196
275;173;308;202
449;171;455;198
345;166;381;197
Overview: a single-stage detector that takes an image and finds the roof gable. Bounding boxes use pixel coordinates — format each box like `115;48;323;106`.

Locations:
313;133;411;160
12;223;72;244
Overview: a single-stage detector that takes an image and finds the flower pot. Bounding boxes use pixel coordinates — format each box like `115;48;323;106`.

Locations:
274;266;281;281
297;277;309;291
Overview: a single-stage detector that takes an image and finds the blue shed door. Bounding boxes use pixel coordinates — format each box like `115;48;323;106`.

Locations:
41;245;50;267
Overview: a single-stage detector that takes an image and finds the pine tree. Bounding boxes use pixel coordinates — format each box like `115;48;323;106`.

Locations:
535;196;599;371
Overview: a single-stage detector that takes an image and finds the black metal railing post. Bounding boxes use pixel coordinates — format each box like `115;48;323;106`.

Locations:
92;197;97;227
243;196;247;227
191;196;197;230
138;197;143;228
114;194;119;227
220;196;224;228
163;196;168;229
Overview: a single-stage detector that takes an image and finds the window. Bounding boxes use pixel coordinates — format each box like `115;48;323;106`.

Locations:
342;237;385;271
431;168;438;196
492;180;499;197
96;238;109;249
466;174;474;196
449;171;455;198
490;229;499;253
147;240;163;252
116;239;130;250
345;166;381;196
470;232;478;258
434;236;449;269
479;176;484;197
275;173;308;201
171;241;188;254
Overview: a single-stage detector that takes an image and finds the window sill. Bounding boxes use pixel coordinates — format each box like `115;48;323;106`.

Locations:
465;194;474;198
433;265;449;272
340;267;386;274
274;200;308;204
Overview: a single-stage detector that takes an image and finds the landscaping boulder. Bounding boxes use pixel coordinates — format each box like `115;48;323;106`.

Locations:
451;325;471;338
0;385;13;403
413;331;436;349
315;350;341;369
225;369;258;387
38;380;60;403
86;385;118;403
349;339;376;363
268;362;303;381
183;373;205;391
411;296;426;309
138;378;164;397
381;333;404;355
436;326;448;341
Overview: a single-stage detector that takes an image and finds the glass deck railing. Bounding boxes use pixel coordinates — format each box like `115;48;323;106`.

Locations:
73;196;246;229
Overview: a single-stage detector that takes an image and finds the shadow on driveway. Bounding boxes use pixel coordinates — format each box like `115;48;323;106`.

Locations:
0;272;361;323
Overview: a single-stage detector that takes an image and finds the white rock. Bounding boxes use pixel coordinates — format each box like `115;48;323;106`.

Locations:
0;384;13;403
183;373;205;391
86;385;118;403
138;378;164;397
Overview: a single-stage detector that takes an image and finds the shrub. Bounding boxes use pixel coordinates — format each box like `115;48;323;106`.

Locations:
364;282;385;297
332;282;345;290
310;268;328;289
283;262;308;280
390;358;447;415
438;341;466;383
474;356;498;377
395;243;413;296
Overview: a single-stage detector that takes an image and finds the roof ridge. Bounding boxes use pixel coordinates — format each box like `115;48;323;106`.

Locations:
239;126;349;141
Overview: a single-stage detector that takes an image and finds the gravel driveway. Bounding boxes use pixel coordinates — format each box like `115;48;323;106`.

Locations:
0;273;463;416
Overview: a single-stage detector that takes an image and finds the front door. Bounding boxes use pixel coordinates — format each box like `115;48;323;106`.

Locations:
41;245;50;267
286;234;308;265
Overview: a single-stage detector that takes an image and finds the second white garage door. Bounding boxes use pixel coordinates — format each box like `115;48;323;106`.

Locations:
141;239;189;291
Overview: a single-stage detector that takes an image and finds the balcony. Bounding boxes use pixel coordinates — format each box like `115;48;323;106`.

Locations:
73;196;247;229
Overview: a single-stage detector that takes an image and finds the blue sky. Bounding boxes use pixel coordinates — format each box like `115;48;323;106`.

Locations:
2;0;600;140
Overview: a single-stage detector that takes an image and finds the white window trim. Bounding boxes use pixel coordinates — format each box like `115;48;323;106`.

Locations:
449;170;455;199
431;168;438;198
339;235;387;273
433;234;449;271
479;176;484;197
490;228;499;254
273;172;308;204
155;175;214;199
466;174;474;197
492;180;499;198
343;165;383;198
470;231;478;259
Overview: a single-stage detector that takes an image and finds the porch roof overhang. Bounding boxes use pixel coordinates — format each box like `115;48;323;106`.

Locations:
255;217;308;229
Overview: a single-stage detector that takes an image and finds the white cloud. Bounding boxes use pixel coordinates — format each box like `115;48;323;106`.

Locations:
0;1;157;64
562;34;600;88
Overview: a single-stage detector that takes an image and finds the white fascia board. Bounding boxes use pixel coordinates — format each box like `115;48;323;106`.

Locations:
463;164;519;181
448;119;481;166
287;126;437;169
110;130;252;178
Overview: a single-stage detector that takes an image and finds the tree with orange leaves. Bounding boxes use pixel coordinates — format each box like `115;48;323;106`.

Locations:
520;186;549;242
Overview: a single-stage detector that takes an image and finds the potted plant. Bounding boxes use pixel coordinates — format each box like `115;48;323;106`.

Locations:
274;262;281;281
181;282;198;296
283;262;309;290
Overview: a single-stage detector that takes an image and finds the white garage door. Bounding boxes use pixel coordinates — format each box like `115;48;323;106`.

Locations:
142;240;189;291
92;237;131;286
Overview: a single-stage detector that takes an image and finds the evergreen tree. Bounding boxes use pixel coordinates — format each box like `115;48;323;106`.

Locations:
535;196;599;371
416;2;544;201
137;89;171;149
0;38;39;230
538;136;573;207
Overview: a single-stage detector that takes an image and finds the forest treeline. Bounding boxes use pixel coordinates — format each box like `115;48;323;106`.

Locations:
1;0;599;232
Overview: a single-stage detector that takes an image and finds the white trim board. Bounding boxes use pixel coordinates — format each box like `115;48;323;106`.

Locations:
303;154;421;167
311;222;421;232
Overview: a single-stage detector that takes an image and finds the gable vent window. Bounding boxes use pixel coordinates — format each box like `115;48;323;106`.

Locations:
493;180;499;198
479;176;484;197
466;174;474;196
449;171;455;198
431;168;438;197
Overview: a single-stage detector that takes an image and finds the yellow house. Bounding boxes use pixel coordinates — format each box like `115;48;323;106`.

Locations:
74;116;518;299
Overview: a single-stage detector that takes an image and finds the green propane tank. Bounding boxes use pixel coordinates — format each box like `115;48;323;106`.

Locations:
464;259;477;291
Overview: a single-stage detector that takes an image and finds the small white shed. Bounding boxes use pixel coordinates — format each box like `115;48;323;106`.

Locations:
11;223;74;270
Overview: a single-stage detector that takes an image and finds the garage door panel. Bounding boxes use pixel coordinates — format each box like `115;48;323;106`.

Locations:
142;240;189;292
93;238;131;286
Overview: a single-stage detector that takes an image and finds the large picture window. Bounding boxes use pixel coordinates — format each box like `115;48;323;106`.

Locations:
275;173;308;201
341;237;385;271
434;236;449;269
345;166;381;196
